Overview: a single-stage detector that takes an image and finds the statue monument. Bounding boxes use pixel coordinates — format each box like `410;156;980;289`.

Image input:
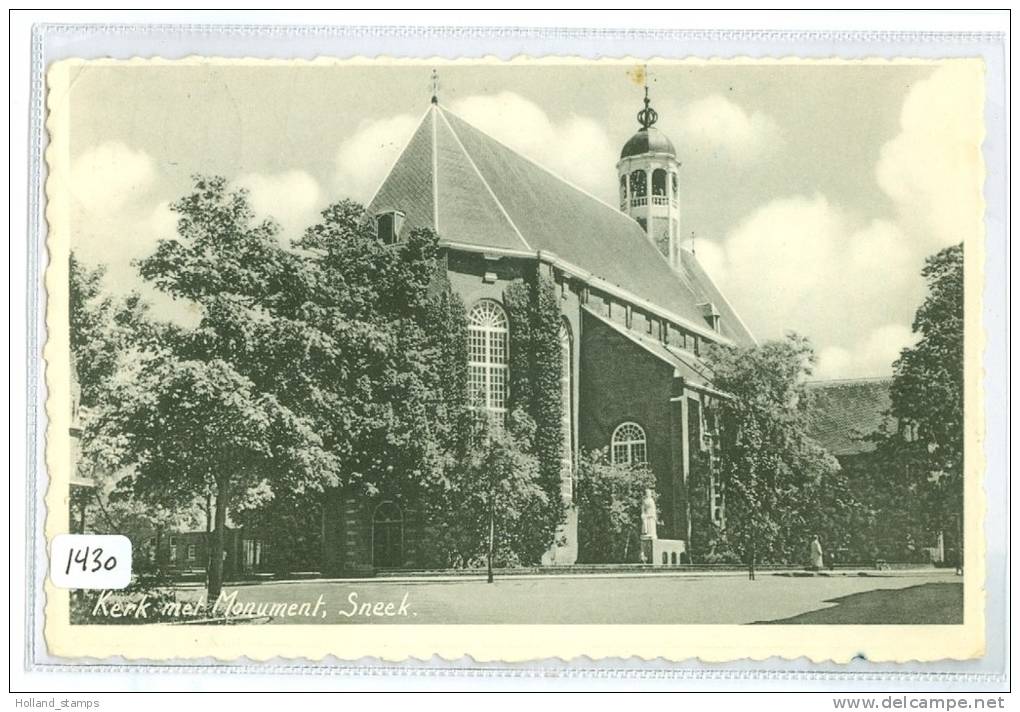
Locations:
640;489;657;540
638;488;685;566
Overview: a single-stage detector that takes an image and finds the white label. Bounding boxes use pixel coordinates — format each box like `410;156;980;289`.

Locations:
51;534;132;589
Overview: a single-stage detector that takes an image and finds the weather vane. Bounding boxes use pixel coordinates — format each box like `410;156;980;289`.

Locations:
637;65;658;129
431;69;439;104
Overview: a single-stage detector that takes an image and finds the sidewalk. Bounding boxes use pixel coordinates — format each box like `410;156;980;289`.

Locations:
177;565;957;589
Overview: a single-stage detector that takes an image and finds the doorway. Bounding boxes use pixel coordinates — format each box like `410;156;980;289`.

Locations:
372;501;403;569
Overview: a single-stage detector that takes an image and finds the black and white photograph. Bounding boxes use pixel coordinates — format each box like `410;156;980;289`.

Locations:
40;52;987;664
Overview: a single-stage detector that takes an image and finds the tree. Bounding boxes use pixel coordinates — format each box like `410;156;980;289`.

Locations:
88;345;335;599
876;243;965;565
419;410;551;578
288;200;459;504
92;178;482;595
87;176;338;600
704;334;840;577
575;448;657;563
70;254;153;407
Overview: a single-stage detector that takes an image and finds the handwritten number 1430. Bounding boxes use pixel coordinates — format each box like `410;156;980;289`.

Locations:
64;546;117;575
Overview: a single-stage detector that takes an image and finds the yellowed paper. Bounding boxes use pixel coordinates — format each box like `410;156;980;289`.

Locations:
44;56;986;663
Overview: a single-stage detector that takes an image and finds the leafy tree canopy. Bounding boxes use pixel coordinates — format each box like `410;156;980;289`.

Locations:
704;334;839;568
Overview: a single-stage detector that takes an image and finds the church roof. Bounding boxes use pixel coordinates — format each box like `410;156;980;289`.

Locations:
368;103;755;346
582;306;721;395
806;378;894;456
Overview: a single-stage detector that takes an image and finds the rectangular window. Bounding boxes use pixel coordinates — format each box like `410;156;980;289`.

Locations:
187;544;197;561
710;477;725;526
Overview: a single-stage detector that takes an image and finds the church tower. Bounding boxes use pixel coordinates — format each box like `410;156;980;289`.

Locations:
616;85;682;268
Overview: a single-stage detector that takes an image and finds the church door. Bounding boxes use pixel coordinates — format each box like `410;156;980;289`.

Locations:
372;501;403;569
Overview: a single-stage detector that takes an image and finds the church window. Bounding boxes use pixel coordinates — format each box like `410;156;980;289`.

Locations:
467;300;509;421
652;169;667;196
560;321;573;499
611;422;647;466
710;476;725;527
375;209;405;245
629;170;647;198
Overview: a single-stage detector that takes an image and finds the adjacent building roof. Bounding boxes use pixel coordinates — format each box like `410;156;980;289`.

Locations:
367;103;755;347
806;378;894;456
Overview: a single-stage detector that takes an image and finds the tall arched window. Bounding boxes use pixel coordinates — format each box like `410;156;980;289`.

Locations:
611;422;647;465
559;320;573;498
629;169;647;198
618;175;627;205
652;168;667;196
467;300;509;420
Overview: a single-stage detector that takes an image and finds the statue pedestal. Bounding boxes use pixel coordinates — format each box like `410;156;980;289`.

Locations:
641;537;687;566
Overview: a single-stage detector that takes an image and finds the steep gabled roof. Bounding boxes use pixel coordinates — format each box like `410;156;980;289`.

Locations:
806;378;894;456
367;103;755;346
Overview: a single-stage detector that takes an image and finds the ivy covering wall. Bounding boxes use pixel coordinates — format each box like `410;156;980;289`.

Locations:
503;272;567;554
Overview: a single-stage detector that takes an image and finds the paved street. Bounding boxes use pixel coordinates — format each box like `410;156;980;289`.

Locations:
172;570;963;625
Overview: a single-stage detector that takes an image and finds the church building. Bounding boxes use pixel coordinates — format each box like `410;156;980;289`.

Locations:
320;88;757;575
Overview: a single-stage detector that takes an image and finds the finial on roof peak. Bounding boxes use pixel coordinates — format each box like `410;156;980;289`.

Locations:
636;70;658;129
430;69;439;105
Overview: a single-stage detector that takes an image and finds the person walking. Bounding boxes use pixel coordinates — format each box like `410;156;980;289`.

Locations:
809;534;824;570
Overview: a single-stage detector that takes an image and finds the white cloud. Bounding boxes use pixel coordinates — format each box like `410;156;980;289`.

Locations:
236;170;323;243
451;92;617;202
672;94;782;160
701;63;983;379
334;113;421;203
72;197;200;328
147;200;177;241
331;93;619;206
70;141;156;216
876;62;985;249
700;194;920;376
815;324;916;380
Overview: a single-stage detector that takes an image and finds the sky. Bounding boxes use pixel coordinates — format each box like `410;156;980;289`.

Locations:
63;59;985;379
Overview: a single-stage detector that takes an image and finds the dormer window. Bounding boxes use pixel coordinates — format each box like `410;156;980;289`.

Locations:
375;209;405;245
701;302;721;332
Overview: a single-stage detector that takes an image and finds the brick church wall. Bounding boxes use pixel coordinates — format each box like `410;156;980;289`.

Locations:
578;309;686;541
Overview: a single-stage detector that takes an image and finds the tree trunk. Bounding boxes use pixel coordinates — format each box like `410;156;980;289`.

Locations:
204;492;212;586
154;529;162;574
207;478;229;601
487;504;495;584
748;538;756;581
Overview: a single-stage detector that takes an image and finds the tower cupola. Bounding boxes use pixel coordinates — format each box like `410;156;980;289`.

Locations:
617;84;683;269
